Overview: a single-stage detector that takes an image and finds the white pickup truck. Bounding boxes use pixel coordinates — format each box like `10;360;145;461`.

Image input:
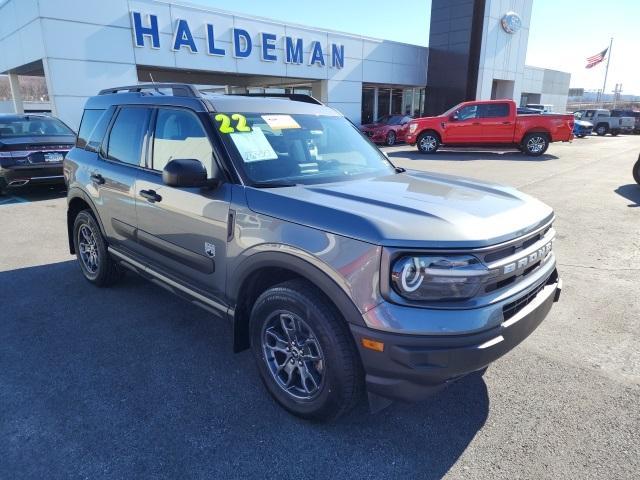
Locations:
574;109;635;136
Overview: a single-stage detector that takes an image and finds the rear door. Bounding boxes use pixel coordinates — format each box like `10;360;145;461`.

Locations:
135;107;231;303
93;106;152;252
442;103;483;144
479;102;514;142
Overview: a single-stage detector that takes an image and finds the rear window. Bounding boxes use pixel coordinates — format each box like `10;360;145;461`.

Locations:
106;107;151;166
480;103;510;118
76;109;105;148
0;116;74;138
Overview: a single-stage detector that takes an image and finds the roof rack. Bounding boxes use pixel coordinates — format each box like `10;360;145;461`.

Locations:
234;93;323;105
98;83;201;97
97;83;324;106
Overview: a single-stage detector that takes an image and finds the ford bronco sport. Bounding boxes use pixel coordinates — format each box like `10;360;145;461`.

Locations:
65;84;561;421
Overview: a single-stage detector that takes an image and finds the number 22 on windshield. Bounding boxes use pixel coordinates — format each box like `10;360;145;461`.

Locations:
215;114;251;133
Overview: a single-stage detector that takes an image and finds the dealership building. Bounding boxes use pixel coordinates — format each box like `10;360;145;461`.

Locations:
0;0;570;129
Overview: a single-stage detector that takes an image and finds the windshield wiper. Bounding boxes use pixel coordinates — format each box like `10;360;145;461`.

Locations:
250;181;298;188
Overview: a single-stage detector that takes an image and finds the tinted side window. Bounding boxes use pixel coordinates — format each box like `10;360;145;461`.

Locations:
106;107;151;165
76;109;105;148
152;108;212;174
480;103;510;118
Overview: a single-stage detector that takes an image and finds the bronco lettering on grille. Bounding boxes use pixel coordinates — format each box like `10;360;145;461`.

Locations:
503;242;552;275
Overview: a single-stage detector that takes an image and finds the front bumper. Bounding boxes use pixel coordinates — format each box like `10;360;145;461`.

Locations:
0;163;64;189
351;269;561;403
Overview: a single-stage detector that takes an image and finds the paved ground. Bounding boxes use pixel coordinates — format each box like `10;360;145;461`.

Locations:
1;135;639;479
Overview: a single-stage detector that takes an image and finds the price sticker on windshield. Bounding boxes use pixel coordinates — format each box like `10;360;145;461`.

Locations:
261;115;300;130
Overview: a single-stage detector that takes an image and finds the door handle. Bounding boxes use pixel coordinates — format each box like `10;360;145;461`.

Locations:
472;122;481;125
140;189;162;203
502;121;512;125
90;173;105;185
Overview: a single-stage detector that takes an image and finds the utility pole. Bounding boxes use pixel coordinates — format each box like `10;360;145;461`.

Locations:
612;83;622;109
601;37;613;107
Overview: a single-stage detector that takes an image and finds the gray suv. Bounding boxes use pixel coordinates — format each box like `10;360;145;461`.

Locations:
65;84;561;421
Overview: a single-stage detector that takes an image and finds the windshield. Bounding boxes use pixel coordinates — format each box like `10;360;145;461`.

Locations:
0;116;74;138
442;103;464;117
376;115;404;125
214;113;395;185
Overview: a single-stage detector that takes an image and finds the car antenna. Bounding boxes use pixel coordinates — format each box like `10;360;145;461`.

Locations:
148;72;164;95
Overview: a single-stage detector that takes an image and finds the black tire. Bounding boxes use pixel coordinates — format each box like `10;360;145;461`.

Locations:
522;132;549;156
595;124;608;136
385;130;396;146
416;131;440;154
610;129;620;136
249;279;363;421
576;134;585;138
633;156;640;185
73;210;124;287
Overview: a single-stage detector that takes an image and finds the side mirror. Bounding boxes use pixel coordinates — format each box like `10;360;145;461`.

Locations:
163;159;208;188
450;113;459;121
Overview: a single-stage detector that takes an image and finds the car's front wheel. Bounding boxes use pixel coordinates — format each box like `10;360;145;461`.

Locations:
73;210;124;287
596;124;608;136
250;279;363;421
417;131;440;154
522;133;549;156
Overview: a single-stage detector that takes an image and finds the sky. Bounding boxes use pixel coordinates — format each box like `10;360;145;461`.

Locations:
186;0;640;95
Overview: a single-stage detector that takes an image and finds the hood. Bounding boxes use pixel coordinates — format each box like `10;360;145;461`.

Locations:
245;171;554;248
360;123;387;130
574;120;593;127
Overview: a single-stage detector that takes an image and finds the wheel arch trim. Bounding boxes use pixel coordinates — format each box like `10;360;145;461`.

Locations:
228;249;365;352
67;188;106;254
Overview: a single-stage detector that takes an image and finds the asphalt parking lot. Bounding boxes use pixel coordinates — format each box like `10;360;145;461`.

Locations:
1;135;639;479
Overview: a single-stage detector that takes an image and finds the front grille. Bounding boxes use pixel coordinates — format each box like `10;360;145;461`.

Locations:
502;273;555;320
481;224;554;294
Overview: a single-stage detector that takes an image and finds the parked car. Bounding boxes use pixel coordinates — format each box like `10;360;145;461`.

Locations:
0;113;75;194
573;118;594;138
359;114;412;146
634;154;640;185
574;109;634;136
65;83;562;421
611;109;640;134
406;99;574;156
525;103;554;113
517;107;544;115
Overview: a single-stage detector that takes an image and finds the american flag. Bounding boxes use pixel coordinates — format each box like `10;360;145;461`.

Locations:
586;48;608;68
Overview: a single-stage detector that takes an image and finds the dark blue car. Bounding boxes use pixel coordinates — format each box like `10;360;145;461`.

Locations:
573;118;593;138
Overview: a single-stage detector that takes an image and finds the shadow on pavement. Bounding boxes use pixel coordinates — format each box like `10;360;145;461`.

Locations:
0;260;488;479
614;184;640;207
0;184;67;206
387;149;558;162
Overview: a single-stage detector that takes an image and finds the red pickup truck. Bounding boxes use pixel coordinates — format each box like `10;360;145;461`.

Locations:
405;99;574;156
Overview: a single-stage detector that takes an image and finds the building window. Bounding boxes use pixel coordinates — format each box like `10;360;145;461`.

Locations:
361;88;376;124
391;89;403;114
377;88;391;121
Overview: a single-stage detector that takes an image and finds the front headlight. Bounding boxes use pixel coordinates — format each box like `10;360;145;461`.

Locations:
391;255;489;301
409;123;418;133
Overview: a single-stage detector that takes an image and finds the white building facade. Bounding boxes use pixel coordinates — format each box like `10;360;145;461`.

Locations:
0;0;569;130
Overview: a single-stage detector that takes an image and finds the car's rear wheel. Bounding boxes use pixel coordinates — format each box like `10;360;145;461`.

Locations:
633;155;640;185
522;133;549;156
385;130;396;146
73;210;124;287
417;131;439;154
249;279;363;421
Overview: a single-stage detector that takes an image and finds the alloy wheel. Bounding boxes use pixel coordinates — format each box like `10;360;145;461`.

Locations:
419;135;437;152
387;131;396;146
262;311;325;400
78;224;99;274
526;136;546;154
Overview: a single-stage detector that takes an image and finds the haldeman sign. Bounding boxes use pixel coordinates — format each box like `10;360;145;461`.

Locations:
130;12;345;69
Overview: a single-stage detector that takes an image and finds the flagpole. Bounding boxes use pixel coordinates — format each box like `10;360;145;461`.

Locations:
601;37;613;106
